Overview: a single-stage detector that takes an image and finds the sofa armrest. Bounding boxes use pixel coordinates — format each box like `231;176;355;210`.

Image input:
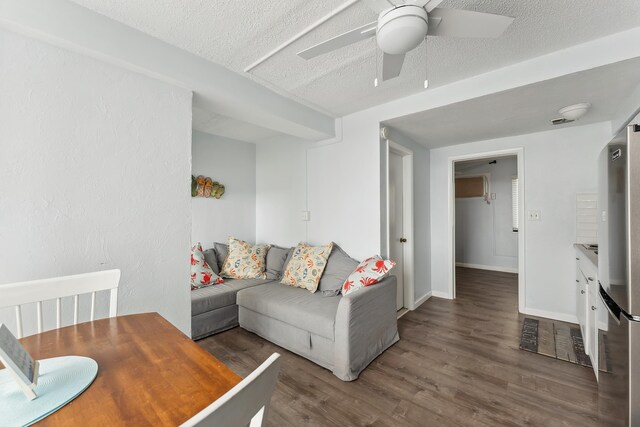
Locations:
333;276;400;381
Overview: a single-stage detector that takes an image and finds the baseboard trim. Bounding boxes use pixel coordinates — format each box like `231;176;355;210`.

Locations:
522;307;578;324
455;262;518;274
413;292;432;310
431;290;451;299
397;308;409;319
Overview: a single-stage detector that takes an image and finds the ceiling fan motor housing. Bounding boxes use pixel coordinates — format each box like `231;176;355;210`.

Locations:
376;5;428;55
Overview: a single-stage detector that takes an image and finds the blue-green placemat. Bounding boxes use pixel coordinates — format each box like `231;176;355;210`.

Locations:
0;356;98;427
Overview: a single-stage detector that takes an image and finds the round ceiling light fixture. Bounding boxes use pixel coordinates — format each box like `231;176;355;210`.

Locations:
376;5;428;55
559;103;591;121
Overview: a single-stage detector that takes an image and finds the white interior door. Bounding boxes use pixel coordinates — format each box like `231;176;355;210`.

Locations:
389;151;405;311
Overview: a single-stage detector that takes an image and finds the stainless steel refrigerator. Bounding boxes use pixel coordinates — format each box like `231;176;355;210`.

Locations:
598;123;640;426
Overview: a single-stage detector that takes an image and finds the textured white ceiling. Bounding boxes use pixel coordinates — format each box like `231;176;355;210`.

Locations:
69;0;640;119
385;57;640;148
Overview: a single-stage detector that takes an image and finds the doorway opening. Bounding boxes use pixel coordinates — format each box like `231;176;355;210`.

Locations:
450;150;525;312
387;141;414;313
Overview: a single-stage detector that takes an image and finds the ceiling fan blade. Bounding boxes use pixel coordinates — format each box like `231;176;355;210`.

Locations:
406;0;445;12
298;21;377;60
382;52;406;81
427;8;514;38
362;0;396;14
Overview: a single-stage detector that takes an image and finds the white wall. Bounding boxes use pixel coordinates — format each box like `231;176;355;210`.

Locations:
255;138;308;246
0;29;193;335
192;131;256;246
256;116;385;261
431;122;610;321
305;115;382;259
455;157;518;271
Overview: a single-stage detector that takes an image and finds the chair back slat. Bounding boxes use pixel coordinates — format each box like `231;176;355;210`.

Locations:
90;292;96;321
0;269;121;338
56;298;61;329
180;353;281;427
73;294;79;324
109;288;118;318
36;301;43;334
15;306;23;338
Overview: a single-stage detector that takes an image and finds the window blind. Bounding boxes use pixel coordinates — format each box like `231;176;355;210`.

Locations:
512;177;519;231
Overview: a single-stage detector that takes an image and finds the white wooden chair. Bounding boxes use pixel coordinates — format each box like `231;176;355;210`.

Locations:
181;353;281;427
0;269;121;338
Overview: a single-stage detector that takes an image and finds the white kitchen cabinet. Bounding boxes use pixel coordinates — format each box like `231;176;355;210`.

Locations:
587;276;598;377
575;245;599;380
575;266;587;344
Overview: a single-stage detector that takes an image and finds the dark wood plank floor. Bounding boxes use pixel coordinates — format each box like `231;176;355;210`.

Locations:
198;267;599;426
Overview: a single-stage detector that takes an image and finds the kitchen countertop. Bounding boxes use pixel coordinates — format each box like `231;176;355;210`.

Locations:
574;243;598;268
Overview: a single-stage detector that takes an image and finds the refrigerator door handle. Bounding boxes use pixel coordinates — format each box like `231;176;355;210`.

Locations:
599;284;640;323
599;285;621;325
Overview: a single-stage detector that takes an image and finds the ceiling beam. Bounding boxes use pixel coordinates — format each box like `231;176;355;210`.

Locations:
0;0;336;141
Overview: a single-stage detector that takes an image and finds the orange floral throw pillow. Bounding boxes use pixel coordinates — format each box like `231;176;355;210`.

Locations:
191;243;223;290
220;237;270;279
342;256;395;296
281;242;333;293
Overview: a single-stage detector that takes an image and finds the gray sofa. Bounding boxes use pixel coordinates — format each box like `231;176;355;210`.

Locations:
191;278;271;340
191;244;399;381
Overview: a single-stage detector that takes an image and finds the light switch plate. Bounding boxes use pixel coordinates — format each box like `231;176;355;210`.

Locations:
527;210;541;221
302;211;311;221
491;193;496;200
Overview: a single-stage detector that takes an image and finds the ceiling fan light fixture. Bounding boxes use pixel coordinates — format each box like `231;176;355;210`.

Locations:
376;5;428;55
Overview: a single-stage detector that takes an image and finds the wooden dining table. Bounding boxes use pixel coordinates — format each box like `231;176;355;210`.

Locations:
17;312;241;426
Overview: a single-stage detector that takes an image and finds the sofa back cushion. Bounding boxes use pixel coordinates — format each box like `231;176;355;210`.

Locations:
213;242;228;270
281;242;333;293
318;244;359;297
265;246;292;280
203;248;220;275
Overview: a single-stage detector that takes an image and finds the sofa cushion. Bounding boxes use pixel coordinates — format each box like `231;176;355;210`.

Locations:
203;248;220;275
219;278;273;293
265;246;292;280
237;283;341;340
191;278;271;316
213;242;228;270
318;244;359;297
191;284;236;316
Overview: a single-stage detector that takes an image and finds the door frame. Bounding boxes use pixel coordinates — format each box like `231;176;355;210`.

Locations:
448;148;525;313
387;141;415;310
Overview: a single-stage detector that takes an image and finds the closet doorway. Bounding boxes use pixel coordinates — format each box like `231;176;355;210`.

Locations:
449;149;525;312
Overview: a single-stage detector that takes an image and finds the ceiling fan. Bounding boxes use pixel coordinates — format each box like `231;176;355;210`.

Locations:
297;0;514;83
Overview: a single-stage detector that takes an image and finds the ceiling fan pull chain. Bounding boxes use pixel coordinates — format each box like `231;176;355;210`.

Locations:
424;37;429;89
374;42;379;87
